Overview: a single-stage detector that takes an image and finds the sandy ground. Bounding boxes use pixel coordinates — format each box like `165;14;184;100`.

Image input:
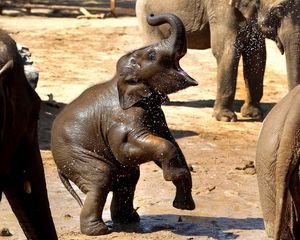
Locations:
0;9;288;240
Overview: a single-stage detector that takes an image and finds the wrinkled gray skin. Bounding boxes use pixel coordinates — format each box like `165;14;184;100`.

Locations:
51;14;196;236
0;30;57;239
137;0;300;122
256;84;300;240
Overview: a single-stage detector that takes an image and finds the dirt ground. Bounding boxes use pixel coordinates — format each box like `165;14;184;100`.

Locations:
0;6;289;240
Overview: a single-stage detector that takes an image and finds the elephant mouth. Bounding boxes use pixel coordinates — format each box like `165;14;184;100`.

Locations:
173;61;198;87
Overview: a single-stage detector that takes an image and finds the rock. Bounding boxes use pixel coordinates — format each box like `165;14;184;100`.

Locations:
205;185;216;194
235;160;256;175
46;94;60;108
188;164;196;172
17;43;39;89
244;167;256;175
0;228;13;236
64;214;73;220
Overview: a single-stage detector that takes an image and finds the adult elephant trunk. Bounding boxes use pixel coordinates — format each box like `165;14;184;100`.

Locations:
147;13;187;59
0;60;12;144
282;32;300;90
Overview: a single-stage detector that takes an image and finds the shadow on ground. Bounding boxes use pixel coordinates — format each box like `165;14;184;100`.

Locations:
110;214;264;239
165;99;276;121
38;100;65;150
171;129;199;139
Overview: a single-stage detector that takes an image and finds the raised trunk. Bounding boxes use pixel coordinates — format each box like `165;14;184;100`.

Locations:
147;13;187;59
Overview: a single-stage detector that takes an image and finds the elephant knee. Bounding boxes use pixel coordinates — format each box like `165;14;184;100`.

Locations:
155;140;177;161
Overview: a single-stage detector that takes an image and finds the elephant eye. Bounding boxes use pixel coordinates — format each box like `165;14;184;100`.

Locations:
148;51;157;61
130;58;137;65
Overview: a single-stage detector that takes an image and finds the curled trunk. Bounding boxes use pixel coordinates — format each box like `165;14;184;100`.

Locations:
147;13;187;59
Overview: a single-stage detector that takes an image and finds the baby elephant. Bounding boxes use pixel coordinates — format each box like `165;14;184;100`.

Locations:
256;84;300;240
51;13;197;236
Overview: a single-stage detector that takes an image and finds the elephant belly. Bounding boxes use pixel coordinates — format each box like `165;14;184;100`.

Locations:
186;25;211;49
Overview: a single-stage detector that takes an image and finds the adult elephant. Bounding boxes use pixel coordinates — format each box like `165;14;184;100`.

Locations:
136;0;300;121
231;0;300;91
0;30;57;239
256;84;300;240
136;0;266;122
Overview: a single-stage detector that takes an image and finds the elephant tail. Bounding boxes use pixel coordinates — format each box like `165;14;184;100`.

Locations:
58;170;83;207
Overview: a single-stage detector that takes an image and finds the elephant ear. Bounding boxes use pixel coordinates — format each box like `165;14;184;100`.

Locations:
229;0;259;20
117;76;152;109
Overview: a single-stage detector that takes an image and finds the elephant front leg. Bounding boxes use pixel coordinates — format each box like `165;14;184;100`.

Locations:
241;34;266;120
154;140;195;211
109;128;189;182
111;167;140;224
211;36;241;122
80;189;111;235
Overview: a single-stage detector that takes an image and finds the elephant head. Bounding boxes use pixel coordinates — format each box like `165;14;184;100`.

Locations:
116;13;198;109
230;0;300;89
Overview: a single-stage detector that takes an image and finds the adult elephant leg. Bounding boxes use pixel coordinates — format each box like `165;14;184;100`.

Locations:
4;135;57;240
111;167;140;224
211;26;241;122
241;31;266;119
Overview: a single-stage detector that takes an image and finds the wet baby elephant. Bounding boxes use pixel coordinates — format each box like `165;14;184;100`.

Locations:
256;84;300;240
51;13;197;236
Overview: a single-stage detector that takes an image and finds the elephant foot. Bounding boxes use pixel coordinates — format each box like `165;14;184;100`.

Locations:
213;109;237;122
173;192;195;210
241;103;263;120
80;219;111;236
112;209;140;224
162;166;188;181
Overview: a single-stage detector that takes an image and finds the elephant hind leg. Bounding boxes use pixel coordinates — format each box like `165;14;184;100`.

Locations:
78;158;114;235
80;190;111;235
110;167;140;224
